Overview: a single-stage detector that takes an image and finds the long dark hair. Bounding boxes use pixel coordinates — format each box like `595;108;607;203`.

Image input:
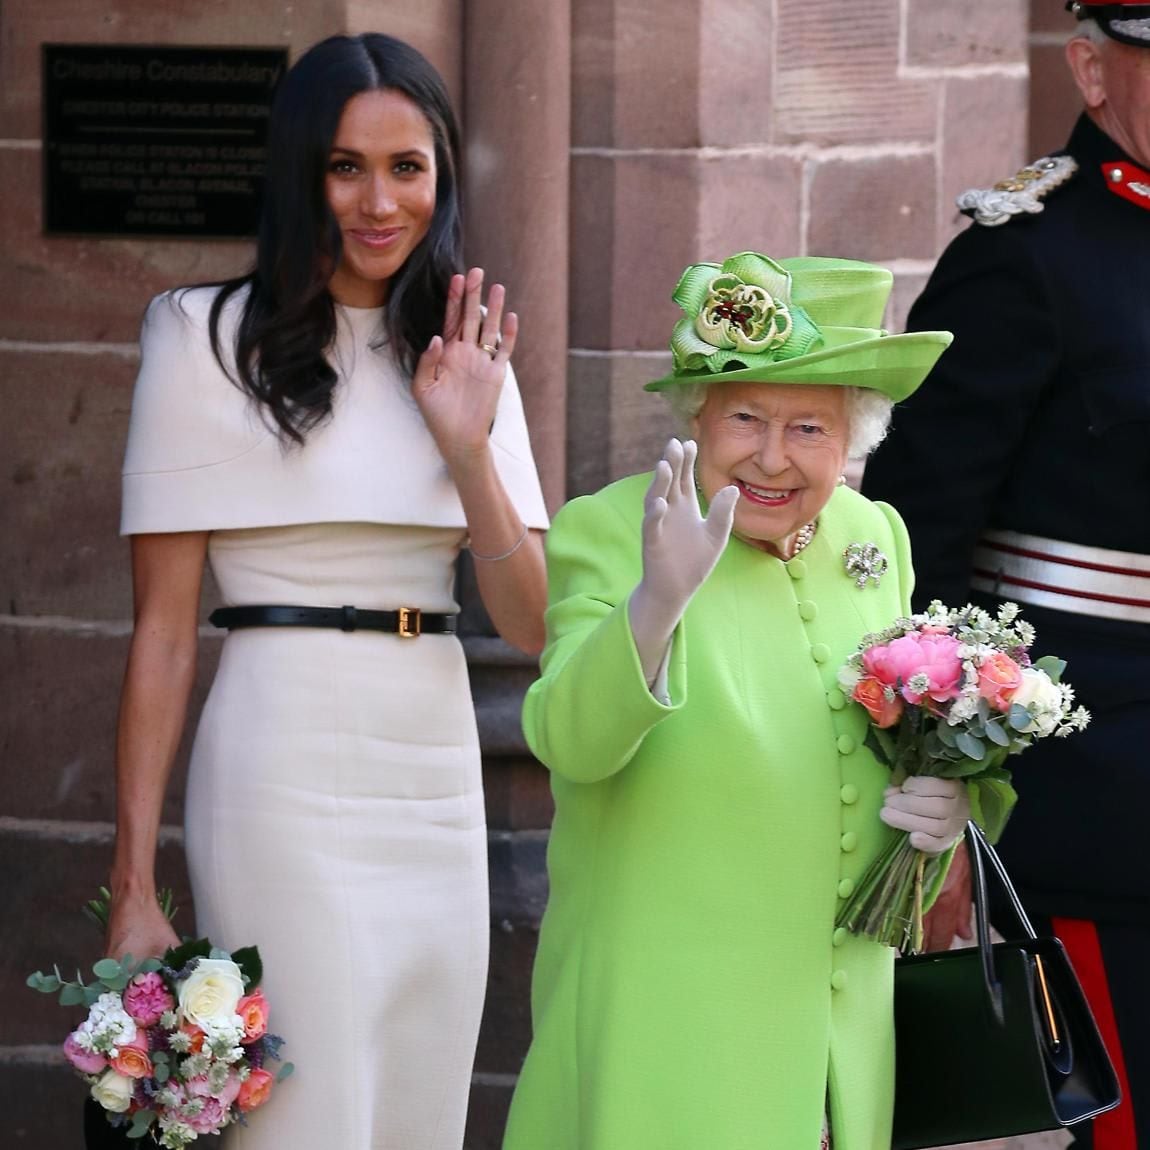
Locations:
207;34;463;444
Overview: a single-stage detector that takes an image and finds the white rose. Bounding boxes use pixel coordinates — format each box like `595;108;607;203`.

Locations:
178;958;245;1028
1011;668;1064;736
91;1069;135;1113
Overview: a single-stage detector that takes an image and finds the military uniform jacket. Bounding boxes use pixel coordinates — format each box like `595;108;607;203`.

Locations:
863;114;1150;922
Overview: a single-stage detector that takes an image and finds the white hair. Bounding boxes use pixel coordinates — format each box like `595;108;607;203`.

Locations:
662;382;894;460
1071;17;1108;44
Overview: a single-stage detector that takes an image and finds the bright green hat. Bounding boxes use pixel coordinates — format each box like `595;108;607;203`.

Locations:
645;252;952;401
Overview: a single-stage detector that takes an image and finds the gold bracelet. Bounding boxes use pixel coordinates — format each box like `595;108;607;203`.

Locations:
469;522;529;562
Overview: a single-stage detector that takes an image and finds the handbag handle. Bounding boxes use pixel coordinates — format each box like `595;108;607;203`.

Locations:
964;820;1038;1024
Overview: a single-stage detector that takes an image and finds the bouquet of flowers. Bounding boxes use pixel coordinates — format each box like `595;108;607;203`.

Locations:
28;915;292;1147
835;600;1090;952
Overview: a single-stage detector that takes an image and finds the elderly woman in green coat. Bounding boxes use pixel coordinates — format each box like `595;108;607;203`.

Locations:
503;253;968;1150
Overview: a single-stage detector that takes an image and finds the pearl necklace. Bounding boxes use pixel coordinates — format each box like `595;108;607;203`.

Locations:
788;520;818;559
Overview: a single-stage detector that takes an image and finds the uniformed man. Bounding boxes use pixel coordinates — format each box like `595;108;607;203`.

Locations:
862;3;1150;1147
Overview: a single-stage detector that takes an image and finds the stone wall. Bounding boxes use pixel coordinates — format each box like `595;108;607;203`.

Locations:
2;1;1079;1146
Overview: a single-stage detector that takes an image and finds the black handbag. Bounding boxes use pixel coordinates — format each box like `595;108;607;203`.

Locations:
891;821;1121;1150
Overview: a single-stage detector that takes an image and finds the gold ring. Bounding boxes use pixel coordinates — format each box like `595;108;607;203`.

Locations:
481;342;499;358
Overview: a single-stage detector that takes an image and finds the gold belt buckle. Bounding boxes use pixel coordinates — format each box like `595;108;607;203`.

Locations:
397;606;421;638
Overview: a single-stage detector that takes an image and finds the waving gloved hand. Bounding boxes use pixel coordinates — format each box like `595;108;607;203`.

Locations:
628;438;739;685
880;775;971;855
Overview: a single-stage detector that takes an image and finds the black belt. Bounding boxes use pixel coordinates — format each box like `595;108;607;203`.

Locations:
208;605;456;638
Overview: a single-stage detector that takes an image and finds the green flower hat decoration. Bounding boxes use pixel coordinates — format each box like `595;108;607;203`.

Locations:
671;253;820;376
648;251;954;402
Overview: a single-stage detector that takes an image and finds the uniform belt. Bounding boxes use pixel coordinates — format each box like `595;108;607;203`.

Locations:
970;530;1150;623
208;605;456;638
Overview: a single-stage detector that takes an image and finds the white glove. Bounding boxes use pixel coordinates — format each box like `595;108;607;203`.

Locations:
880;776;970;855
628;438;738;685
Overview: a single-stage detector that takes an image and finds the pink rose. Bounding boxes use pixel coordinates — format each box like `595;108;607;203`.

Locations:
64;1032;108;1075
186;1094;228;1135
863;633;963;706
122;971;174;1027
852;676;903;728
110;1035;152;1080
238;1068;275;1112
188;1071;242;1109
236;990;269;1044
977;651;1024;712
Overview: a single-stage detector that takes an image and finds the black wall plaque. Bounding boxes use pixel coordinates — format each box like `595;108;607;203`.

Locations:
43;44;287;237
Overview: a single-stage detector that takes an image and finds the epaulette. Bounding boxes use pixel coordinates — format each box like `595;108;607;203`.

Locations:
955;155;1078;227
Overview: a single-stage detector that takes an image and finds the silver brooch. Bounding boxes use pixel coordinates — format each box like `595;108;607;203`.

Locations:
844;542;888;588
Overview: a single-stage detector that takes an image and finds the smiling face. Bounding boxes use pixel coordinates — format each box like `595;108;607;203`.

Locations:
692;381;851;558
324;88;438;307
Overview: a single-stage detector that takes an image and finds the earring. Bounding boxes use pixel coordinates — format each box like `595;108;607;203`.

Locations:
837;474;847;486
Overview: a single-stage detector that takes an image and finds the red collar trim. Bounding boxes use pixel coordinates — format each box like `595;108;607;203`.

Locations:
1102;161;1150;210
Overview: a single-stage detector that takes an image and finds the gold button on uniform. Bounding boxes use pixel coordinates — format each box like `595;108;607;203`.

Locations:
837;878;855;899
836;734;856;755
826;688;846;710
831;970;848;991
840;831;858;853
839;783;859;805
810;643;830;664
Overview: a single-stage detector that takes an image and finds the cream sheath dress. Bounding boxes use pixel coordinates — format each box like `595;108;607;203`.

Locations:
120;288;548;1149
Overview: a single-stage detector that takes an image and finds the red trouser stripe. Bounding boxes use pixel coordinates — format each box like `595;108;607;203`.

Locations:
1051;916;1136;1149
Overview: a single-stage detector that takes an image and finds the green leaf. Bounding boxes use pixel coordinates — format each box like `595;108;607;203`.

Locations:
231;946;263;990
968;777;1018;844
92;958;121;980
162;937;212;971
934;722;958;748
955;731;986;761
154;1062;170;1083
59;984;87;1007
1033;655;1066;684
1008;703;1032;731
126;1110;158;1138
26;971;62;994
983;720;1010;747
100;972;130;992
82;985;102;1007
276;1061;295;1083
136;958;163;974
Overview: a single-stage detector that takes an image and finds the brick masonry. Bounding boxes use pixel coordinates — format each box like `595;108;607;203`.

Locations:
2;1;1085;1147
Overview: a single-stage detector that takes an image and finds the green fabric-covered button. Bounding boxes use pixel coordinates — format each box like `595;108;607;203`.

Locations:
836;734;856;755
832;927;848;948
839;783;859;805
831;969;848;991
787;558;807;580
826;688;846;710
810;643;830;664
837;877;855;899
840;831;858;853
798;600;818;622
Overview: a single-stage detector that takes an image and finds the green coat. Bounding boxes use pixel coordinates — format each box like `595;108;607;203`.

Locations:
504;476;926;1150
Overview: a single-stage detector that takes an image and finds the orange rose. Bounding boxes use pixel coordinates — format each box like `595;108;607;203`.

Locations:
238;1068;275;1112
110;1037;153;1080
236;990;269;1044
977;651;1023;712
180;1023;205;1054
853;676;903;728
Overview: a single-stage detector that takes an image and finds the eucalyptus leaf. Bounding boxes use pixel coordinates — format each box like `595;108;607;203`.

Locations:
92;957;121;980
101;972;130;992
154;1062;171;1083
976;697;991;722
934;722;958;748
82;985;102;1007
955;732;986;761
26;971;61;994
126;1110;158;1138
983;720;1010;747
1033;655;1066;684
59;984;87;1007
1008;704;1032;732
276;1061;295;1083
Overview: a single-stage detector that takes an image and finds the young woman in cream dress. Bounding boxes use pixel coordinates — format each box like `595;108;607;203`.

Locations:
101;34;547;1150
